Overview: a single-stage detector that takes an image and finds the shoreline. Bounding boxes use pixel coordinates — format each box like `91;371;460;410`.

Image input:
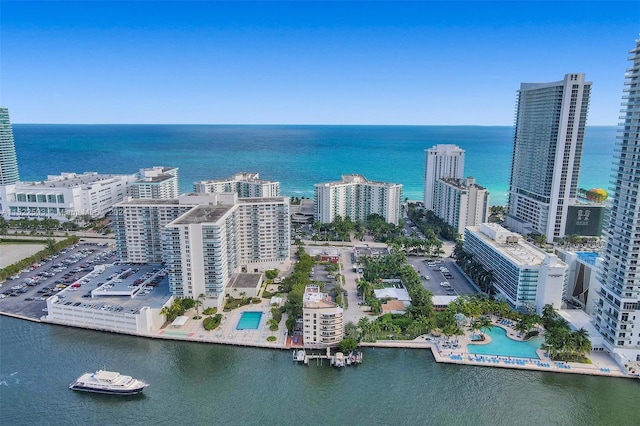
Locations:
2;310;634;380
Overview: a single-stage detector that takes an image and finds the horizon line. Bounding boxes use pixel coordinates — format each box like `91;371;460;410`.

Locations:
11;122;619;127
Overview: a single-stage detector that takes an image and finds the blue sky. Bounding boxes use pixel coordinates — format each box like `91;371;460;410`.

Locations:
0;1;637;125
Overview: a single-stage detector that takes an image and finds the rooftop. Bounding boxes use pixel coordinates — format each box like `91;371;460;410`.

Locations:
303;285;339;309
20;172;133;189
195;172;278;185
51;263;171;313
467;223;557;267
118;198;181;206
171;204;234;225
315;174;401;188
227;273;263;289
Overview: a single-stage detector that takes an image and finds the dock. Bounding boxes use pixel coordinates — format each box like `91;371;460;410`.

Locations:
292;347;363;367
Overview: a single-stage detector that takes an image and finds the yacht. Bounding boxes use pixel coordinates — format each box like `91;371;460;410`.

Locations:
69;369;149;395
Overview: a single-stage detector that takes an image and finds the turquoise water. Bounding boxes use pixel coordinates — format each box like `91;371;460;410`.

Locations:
468;326;543;359
11;125;616;206
577;252;599;266
236;311;262;330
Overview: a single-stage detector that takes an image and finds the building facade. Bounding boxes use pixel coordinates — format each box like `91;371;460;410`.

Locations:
464;223;568;313
314;174;402;224
594;39;640;365
505;74;592;242
193;172;280;198
433;177;490;237
424;144;465;211
115;193;291;308
0;172;136;221
113;197;197;263
130;166;179;199
302;285;344;348
0;107;19;186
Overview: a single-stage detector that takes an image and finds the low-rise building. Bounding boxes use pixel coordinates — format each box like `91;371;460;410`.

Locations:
302;285;344;348
0;172;136;221
463;223;568;313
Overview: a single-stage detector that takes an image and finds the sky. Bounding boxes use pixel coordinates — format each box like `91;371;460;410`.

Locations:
0;1;637;125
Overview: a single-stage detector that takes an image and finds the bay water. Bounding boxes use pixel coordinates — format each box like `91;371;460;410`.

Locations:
0;316;638;426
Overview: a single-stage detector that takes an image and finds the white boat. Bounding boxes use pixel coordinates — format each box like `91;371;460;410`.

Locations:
293;350;306;362
69;370;149;395
333;352;345;367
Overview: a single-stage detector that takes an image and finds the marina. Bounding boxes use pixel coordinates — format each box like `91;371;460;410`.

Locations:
292;348;363;367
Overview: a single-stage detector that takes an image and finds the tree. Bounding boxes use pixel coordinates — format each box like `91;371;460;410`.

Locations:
338;337;359;353
193;293;206;319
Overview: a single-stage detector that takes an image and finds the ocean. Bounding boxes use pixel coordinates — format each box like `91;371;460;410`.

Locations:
12;125;617;206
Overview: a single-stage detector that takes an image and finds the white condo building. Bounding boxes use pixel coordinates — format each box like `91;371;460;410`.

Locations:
302;285;344;348
193;172;280;198
594;39;640;366
0;172;137;221
433;177;490;237
314;174;402;224
424;144;465;211
113;197;197;263
464;223;568;313
505;73;592;242
114;193;291;308
130;166;179;199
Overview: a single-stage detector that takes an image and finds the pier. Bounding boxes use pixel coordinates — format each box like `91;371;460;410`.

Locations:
293;347;363;367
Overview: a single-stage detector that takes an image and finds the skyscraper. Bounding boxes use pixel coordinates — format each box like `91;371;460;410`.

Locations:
505;74;591;242
0;107;20;185
594;39;640;365
423;144;464;211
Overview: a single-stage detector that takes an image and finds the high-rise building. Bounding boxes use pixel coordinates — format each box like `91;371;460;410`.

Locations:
193;172;280;198
505;74;591;242
130;166;179;199
314;174;402;225
433;177;490;237
0;107;20;185
114;193;291;308
424;144;465;211
594;39;640;366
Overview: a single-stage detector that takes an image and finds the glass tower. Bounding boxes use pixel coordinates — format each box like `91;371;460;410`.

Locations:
0;107;20;185
595;39;640;364
506;74;591;242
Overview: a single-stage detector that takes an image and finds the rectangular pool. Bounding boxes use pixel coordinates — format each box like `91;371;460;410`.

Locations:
236;311;263;330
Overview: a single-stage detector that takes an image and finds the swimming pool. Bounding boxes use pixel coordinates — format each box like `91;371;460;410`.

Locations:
468;326;543;359
236;311;263;330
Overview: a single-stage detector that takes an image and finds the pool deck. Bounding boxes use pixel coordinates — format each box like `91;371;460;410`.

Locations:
361;322;634;379
150;302;289;349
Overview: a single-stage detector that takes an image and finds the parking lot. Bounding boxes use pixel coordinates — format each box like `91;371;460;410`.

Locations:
408;257;479;297
0;243;115;319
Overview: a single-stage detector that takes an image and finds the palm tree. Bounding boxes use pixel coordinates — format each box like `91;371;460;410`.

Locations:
475;316;493;338
194;293;206;319
572;328;592;359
